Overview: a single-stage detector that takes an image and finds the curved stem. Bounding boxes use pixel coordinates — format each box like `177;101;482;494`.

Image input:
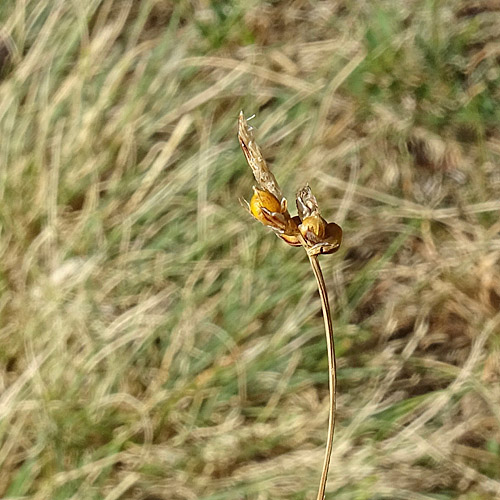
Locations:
308;253;336;500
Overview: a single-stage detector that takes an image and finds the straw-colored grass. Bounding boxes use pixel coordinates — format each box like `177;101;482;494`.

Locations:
1;1;500;499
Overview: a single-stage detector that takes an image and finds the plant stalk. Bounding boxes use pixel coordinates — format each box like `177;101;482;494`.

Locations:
308;253;336;500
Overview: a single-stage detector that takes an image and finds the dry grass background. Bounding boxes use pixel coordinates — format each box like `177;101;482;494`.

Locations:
1;1;500;499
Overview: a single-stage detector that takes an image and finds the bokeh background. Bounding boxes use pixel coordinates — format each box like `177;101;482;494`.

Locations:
1;1;500;499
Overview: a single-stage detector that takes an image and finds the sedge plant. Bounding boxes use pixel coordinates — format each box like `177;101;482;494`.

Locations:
238;112;342;500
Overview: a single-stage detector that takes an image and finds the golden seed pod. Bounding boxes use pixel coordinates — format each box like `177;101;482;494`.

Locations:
249;188;282;226
299;214;327;241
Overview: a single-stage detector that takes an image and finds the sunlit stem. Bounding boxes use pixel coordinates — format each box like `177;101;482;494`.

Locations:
308;252;336;500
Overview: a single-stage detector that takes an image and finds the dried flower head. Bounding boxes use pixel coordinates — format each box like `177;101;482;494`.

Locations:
238;112;342;255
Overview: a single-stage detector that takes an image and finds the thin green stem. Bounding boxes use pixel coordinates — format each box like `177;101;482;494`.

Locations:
308;253;336;500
